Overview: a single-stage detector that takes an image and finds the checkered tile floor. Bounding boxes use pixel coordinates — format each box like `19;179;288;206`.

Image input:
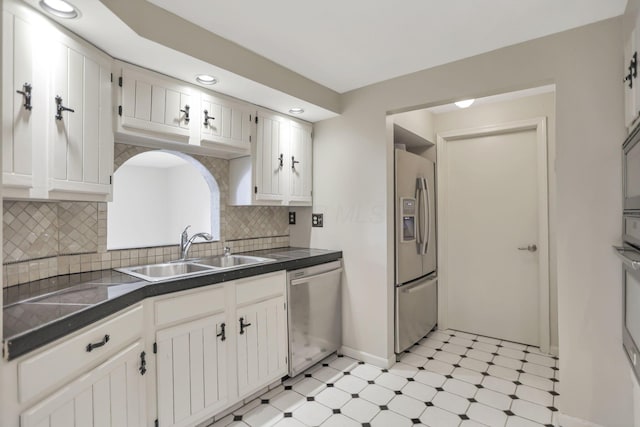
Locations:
210;329;560;427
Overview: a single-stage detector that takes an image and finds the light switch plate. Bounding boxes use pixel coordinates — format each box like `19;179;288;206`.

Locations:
312;213;323;227
289;212;296;225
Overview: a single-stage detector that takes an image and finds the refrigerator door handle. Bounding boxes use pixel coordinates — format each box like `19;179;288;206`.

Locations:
415;178;424;254
422;177;430;255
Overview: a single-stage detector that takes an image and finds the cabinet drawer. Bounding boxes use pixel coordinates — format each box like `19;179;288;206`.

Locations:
155;285;225;327
236;271;286;306
18;304;143;404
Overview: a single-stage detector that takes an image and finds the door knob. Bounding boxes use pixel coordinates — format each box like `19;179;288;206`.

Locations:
518;244;537;252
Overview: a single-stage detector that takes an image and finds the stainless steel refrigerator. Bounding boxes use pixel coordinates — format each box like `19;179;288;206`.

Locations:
395;148;437;353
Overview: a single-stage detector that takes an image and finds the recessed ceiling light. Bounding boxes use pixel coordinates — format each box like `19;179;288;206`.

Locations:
196;74;218;85
289;108;304;115
39;0;79;19
454;99;475;109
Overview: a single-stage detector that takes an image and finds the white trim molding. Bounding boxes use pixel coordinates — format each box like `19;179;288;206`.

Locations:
340;346;395;369
558;413;606;427
436;117;551;353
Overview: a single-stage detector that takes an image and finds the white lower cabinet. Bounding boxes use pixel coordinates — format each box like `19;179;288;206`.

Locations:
236;295;288;398
156;313;229;427
20;340;147;427
152;271;288;426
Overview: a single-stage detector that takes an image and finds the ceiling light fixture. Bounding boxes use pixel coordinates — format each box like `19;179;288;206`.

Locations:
195;74;218;85
39;0;79;19
289;108;304;115
454;99;475;109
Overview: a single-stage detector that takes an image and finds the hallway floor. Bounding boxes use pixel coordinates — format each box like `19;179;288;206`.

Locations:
211;329;560;427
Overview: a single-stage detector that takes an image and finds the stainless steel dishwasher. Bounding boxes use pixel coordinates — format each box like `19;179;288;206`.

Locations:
287;260;343;377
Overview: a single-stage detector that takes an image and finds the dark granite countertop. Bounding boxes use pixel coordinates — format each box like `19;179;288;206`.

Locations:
3;247;342;360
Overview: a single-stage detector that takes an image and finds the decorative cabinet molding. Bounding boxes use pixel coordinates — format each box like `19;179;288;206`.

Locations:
229;109;313;206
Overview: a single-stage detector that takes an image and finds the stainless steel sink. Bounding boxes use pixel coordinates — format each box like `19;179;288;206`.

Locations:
193;255;274;269
117;262;217;282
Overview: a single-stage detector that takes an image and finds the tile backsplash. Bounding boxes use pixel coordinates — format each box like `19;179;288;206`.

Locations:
3;143;290;288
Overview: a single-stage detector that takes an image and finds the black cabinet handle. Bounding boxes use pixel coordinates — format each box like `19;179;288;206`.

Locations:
217;322;226;341
16;83;32;111
55;95;74;120
625;52;638;89
203;109;215;127
278;154;284;168
86;334;110;352
239;317;252;335
139;351;147;375
181;104;190;124
291;155;300;170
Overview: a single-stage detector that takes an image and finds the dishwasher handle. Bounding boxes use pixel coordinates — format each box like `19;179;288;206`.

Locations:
290;268;343;286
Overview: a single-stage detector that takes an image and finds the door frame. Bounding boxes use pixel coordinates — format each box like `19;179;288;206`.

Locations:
436;117;550;353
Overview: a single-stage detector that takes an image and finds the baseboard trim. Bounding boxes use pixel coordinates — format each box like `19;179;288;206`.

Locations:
558;413;605;427
340;345;394;369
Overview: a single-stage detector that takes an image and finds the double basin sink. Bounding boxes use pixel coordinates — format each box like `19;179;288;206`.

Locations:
117;255;274;282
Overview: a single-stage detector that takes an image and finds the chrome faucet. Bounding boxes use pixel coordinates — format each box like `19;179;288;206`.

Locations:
224;246;231;256
180;225;213;260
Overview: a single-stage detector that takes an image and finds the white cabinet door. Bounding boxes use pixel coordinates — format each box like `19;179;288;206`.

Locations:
288;120;313;205
236;295;288;398
156;313;229;427
2;11;38;193
48;34;113;199
255;110;288;203
20;341;146;427
200;93;252;154
120;66;193;141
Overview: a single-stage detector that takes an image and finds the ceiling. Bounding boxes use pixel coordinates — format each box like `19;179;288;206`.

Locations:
148;0;627;93
26;0;627;122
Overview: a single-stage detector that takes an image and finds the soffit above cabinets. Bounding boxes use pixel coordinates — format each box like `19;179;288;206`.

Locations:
19;0;340;122
23;0;625;121
149;0;626;93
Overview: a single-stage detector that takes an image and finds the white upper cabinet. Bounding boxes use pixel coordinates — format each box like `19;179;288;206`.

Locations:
288;121;313;205
48;32;113;200
2;11;39;195
229;109;313;206
200;93;253;155
2;1;113;201
116;62;256;159
623;13;640;132
255;110;288;203
119;64;193;142
625;28;638;130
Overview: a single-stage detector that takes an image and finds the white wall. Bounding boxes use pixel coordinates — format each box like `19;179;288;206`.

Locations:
108;165;172;248
108;163;212;249
432;92;558;351
167;164;213;241
297;17;633;426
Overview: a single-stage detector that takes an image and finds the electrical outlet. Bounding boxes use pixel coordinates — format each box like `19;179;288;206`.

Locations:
312;213;324;227
289;211;296;225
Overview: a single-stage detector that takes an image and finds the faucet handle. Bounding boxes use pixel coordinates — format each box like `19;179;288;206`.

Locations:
181;225;191;237
224;246;231;256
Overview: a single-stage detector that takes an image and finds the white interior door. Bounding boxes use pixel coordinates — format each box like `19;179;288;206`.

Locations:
438;118;549;348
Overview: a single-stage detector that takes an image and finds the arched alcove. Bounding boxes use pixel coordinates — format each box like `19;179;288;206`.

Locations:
107;150;220;250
